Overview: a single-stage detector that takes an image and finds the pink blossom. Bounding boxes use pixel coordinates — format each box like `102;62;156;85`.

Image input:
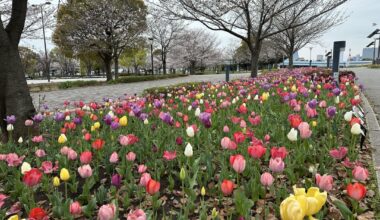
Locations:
306;108;318;118
329;146;348;160
98;204;116;220
220;137;237;150
126;209;146;220
260;172;274;187
35;149;46;158
352;166;369;182
31;135;44;143
60;146;70;155
41;161;54;174
223;125;230;133
6;153;25;167
163;151;176;161
126;152;136;161
78;165;93;178
316;173;333;191
0;194;8;209
137;165;147;174
269;157;285;173
319;100;327;108
298;122;312;139
67;149;78;160
109;152;119;163
139;173;151;186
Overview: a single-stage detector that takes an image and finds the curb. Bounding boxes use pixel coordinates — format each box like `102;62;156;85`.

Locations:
361;93;380;193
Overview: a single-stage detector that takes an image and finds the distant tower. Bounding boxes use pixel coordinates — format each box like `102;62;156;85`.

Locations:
348;48;352;61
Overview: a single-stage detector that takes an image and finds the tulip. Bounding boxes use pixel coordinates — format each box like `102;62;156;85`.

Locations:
315;173;333;191
53;176;60;187
92;139;105;150
229;154;246;173
119;116;128;126
0;194;7;209
98;204;116;220
247;144;266;159
139;173;151;186
18;137;23;144
184;143;193;157
109;152;119;163
35;149;46;158
288;114;302;128
352;166;369;181
21;162;31;175
163;151;176;161
58;133;67;144
78;165;93;178
344;111;353;122
80;151;92;164
233;131;245;144
287;128;298;141
6;124;14;131
67;149;77;160
186;126;195;137
280;186;327;220
126;152;136;161
211;208;219;218
260;172;274;187
347;182;366;200
221;179;234;196
25;119;34;126
29;207;48;220
351;123;364;135
269;157;285;173
60;168;70;181
329;146;348;160
220;137;237;150
111;174;122;188
223;125;230;133
127;209;146;220
298;122;312;139
23;168;43;187
137;164;147;173
201;186;206;196
180;167;186;181
146;179;160;195
270;147;288;159
70;201;82;216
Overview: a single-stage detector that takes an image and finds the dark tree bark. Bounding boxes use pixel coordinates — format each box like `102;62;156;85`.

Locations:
114;57;119;80
162;50;167;75
0;0;36;142
100;53;113;81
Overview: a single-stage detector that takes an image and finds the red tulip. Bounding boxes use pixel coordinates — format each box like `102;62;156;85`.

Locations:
163;151;176;161
347;183;366;200
247;144;266;159
80;151;92;164
29;207;48;220
221;179;234;196
146;179;160;195
92;139;105;150
288;114;302;128
23;168;43;187
229;154;246;173
233;131;245;144
270;147;288;160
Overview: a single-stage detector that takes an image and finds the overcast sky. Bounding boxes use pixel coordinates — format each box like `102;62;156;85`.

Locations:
22;0;380;61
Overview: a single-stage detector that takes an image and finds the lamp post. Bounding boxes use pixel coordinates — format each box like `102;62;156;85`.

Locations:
309;47;313;67
366;41;376;64
32;2;51;82
367;29;380;64
148;37;154;75
325;51;332;68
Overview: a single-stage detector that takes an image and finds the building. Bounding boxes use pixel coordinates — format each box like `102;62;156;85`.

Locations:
316;55;324;61
362;47;379;60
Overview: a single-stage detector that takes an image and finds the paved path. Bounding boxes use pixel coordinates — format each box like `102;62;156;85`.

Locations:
31;73;250;110
28;77;106;85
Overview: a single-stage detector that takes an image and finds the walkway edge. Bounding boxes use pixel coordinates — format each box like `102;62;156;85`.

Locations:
361;93;380;194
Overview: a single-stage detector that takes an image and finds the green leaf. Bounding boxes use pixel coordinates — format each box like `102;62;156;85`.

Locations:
332;199;354;220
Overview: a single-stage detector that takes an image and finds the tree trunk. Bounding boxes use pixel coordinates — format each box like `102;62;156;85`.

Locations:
249;41;262;78
288;52;294;69
162;51;167;75
102;54;113;81
0;36;36;142
114;57;119;80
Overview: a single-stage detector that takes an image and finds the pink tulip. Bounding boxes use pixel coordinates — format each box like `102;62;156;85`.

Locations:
70;201;82;216
0;154;6;161
6;153;24;167
25;119;34;126
223;125;230;133
126;152;136;162
67;149;77;160
109;152;119;163
316;173;333;191
220;137;237;150
0;194;8;209
138;165;147;174
139;173;151;186
35;149;46;158
294;104;301;112
352;166;369;182
31;135;44;143
41;161;54;174
229;154;246;173
306;108;317;118
319;100;327;108
260;172;274;187
264;134;270;142
126;209;146;220
78;165;93;178
60;146;70;155
240;120;247;128
98;204;116;220
269;157;285;173
329;146;348;160
119;135;130;146
80;151;92;164
298;122;312;139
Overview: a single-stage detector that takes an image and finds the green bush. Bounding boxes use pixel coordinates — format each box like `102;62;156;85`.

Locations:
144;82;204;97
57;80;102;89
367;64;380;69
108;74;186;84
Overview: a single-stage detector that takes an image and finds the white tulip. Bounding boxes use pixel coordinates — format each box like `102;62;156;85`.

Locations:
200;99;204;104
107;111;115;118
351;123;364;135
184;143;193;157
143;119;149;125
195;108;201;117
6;124;14;131
247;95;251;100
232;98;236;104
18;137;23;144
344;111;353;122
21;162;31;175
188;106;192;111
186;126;195;137
335;96;340;104
254;95;259;100
65;115;71;121
287;128;298;142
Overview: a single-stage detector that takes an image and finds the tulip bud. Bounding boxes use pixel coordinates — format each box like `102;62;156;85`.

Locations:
18;137;23;144
58;133;67;144
287;128;298;142
211;208;218;219
184;143;193;157
53;176;60;187
351;123;364;135
144;119;149;125
344;111;353;122
186;126;195;137
201;186;206;196
60;168;70;181
180;167;186;181
119;116;128;126
6;124;14;131
21;162;31;175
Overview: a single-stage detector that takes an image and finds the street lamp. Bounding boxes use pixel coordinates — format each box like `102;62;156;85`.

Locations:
32;1;51;82
309;47;313;67
148;37;154;75
367;29;380;64
366;41;376;64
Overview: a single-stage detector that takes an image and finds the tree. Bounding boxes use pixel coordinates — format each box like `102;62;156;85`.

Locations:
156;0;347;77
50;47;77;76
53;0;147;81
271;4;345;68
148;10;185;74
170;29;220;75
119;47;147;75
19;46;40;78
0;0;36;141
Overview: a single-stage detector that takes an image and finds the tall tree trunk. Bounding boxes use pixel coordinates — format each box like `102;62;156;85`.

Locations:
288;51;294;69
249;41;262;78
162;51;167;75
101;54;113;81
114;57;119;80
0;0;35;142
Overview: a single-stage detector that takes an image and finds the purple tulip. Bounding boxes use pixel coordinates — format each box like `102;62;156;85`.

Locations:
5;115;16;124
110;121;120;130
54;112;65;122
332;88;341;96
153;99;162;108
289;92;297;100
111;174;122;188
326;106;337;118
33;114;44;123
308;99;318;109
103;115;113;125
159;112;173;125
199;112;212;128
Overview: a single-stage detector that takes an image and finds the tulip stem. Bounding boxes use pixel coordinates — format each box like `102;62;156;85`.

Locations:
65;182;68;200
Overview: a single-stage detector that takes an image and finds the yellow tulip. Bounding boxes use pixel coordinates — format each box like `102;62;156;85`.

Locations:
8;215;19;220
291;85;297;92
53;176;60;187
262;92;269;101
281;186;327;220
119;116;128;126
60;168;70;181
312;121;317;127
94;122;101;129
58;134;67;144
91;126;95;132
201;186;206;196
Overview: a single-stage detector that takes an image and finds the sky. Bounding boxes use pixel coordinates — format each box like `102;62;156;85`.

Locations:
22;0;380;61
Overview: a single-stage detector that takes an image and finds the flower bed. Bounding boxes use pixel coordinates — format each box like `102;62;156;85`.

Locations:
1;68;379;219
